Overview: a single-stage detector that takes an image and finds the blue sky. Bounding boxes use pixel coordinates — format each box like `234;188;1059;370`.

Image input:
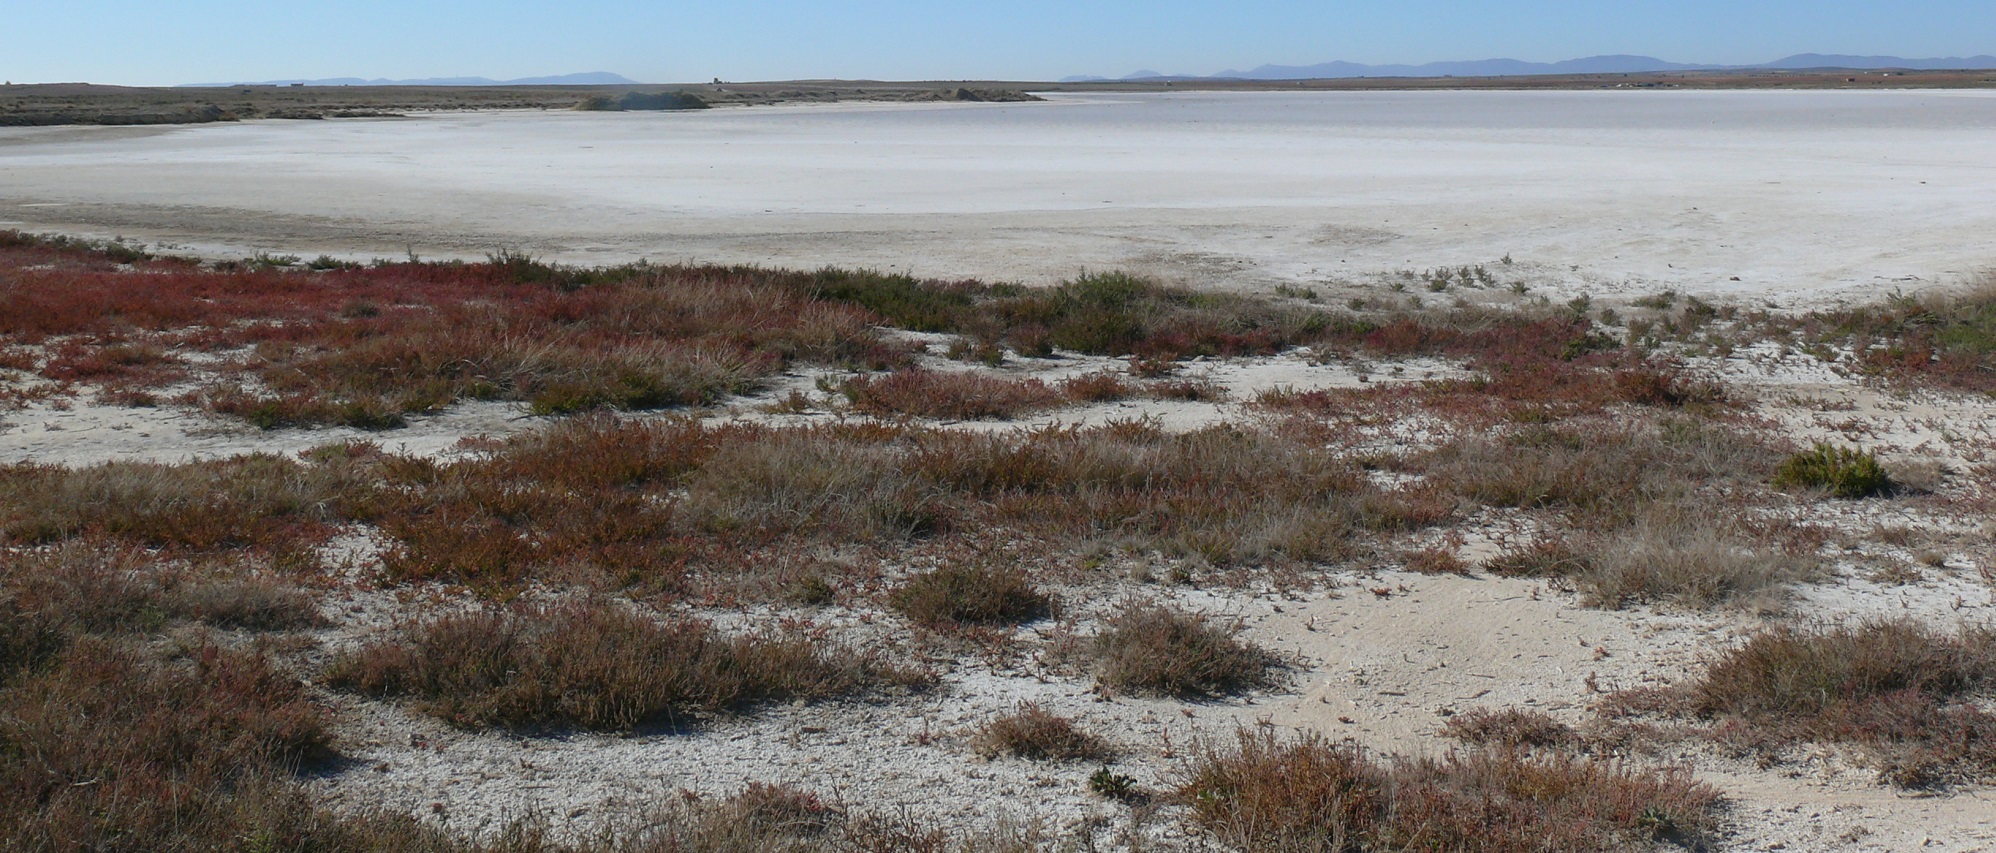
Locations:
8;0;1994;85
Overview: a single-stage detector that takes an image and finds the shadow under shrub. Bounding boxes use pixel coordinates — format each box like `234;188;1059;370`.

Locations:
328;600;925;731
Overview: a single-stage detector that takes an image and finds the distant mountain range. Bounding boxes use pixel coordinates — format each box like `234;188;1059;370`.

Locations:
182;72;638;88
1062;54;1996;82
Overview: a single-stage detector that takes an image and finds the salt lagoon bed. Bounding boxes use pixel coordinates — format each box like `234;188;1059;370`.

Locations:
2;89;1993;302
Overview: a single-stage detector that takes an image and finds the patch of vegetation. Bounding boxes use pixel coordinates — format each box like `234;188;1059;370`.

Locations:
361;415;1405;591
1089;602;1277;698
1419;419;1773;523
1632;289;1679;310
973;704;1113;761
1482;539;1590;580
581;780;1045;852
890;564;1051;628
327;600;926;731
0;236;903;427
1257;350;1729;435
1057;370;1139;403
0;546;321;677
1424;421;1814;609
837;370;1066;420
1399;544;1471;576
1442;707;1579;750
0;413;1440;600
0;540;460;851
1088;766;1140;802
1849;285;1996;385
0;640;414;851
1482;518;1813;611
0;454;354;553
1615;620;1996;789
2;230;1740;431
1773;442;1892;498
1181;730;1719;852
575;91;710;111
165;574;326;631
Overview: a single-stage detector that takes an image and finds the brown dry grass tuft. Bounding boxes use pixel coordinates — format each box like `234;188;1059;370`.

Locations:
0;546;322;681
838;370;1067;420
1442;707;1579;750
1181;730;1719;852
1090;602;1278;698
1426;419;1813;609
379;416;1398;594
0;640;369;850
1483;517;1812;610
890;564;1052;628
1482;539;1590;580
599;781;1044;852
165;573;327;631
972;704;1114;762
1577;509;1814;609
1419;419;1773;525
1628;619;1996;788
0;454;355;553
1399;545;1472;576
1058;370;1140;402
328;600;926;732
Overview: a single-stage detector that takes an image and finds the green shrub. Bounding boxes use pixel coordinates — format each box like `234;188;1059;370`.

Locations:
1773;443;1891;498
1088;766;1138;801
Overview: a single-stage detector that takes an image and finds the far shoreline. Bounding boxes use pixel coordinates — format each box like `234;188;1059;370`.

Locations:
5;67;1995;128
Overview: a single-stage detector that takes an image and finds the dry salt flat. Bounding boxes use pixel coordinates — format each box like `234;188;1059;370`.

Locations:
2;89;1994;302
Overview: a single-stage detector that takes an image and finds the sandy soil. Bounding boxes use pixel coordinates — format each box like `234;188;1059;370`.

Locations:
3;90;1994;303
